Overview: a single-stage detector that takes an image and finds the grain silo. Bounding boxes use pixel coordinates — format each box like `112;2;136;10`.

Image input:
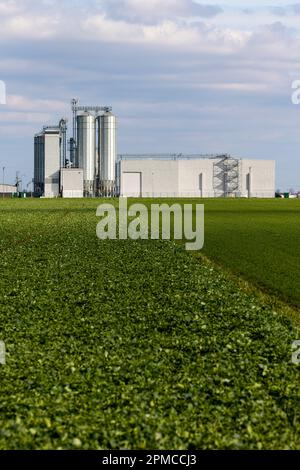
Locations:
76;113;96;197
98;110;116;197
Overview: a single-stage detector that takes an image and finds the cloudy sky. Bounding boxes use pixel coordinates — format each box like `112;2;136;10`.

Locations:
0;0;300;190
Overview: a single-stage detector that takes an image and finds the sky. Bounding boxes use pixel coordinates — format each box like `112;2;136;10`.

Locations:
0;0;300;190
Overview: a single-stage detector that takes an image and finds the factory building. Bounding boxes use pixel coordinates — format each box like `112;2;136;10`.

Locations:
34;100;116;198
117;155;275;198
33;99;275;199
34;125;63;198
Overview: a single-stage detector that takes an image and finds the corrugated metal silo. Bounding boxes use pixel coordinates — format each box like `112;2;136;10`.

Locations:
77;113;96;197
98;111;116;196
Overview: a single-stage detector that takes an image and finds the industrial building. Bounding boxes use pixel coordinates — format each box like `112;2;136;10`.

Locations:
117;155;275;198
34;100;116;198
34;99;275;198
0;183;17;198
34;124;64;198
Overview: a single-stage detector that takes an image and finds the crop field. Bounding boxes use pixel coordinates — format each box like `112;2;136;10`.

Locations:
141;198;300;307
0;198;300;449
203;198;300;308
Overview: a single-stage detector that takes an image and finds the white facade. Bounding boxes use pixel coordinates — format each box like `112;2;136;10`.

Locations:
0;184;16;194
34;128;61;198
44;131;61;198
118;157;275;198
60;168;83;198
239;159;275;198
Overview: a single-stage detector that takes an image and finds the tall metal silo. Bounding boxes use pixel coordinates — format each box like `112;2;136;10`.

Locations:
98;111;116;197
77;113;96;197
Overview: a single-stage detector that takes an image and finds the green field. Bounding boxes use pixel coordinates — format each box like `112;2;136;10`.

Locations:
131;198;300;307
203;198;300;307
0;198;300;449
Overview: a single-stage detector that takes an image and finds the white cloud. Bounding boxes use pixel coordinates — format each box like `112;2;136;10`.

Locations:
1;14;60;39
0;0;297;54
0;0;21;15
81;13;251;53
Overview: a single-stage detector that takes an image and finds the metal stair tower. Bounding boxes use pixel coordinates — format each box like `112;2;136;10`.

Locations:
213;154;240;197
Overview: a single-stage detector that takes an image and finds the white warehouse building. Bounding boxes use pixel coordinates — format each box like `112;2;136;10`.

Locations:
117;155;275;198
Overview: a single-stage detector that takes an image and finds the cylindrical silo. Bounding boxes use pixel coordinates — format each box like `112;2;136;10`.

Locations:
98;111;116;197
77;113;96;197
